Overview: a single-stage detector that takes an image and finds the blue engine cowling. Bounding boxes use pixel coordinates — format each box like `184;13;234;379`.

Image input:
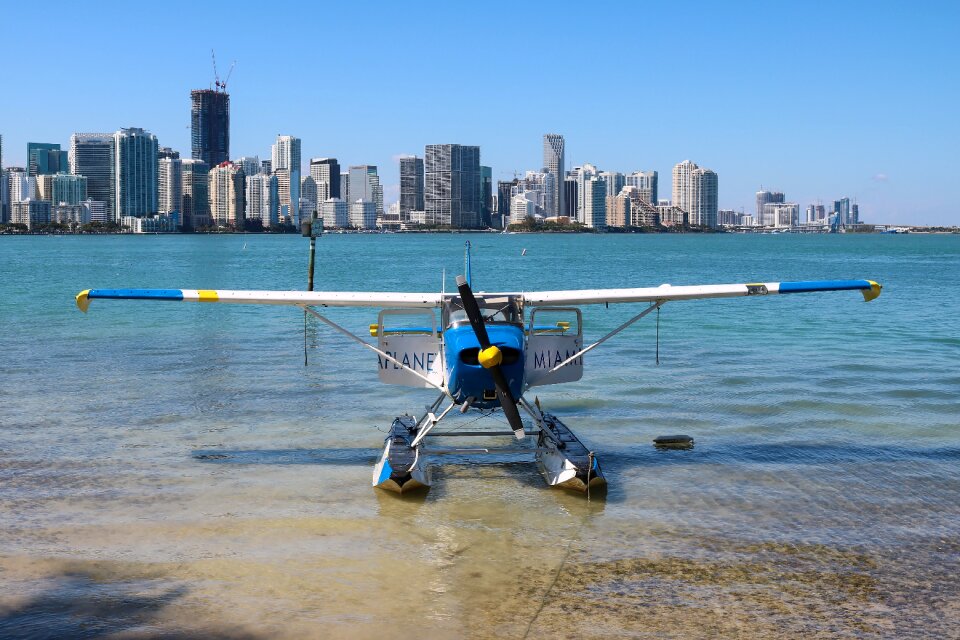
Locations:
444;324;525;408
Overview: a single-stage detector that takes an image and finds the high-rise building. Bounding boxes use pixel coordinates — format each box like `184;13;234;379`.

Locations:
764;202;799;228
834;197;852;225
348;165;383;217
158;156;182;216
158;147;180;160
190;89;230;167
543;134;565;217
562;175;578;218
209;161;245;227
497;179;517;227
851;203;859;224
27;142;68;176
300;175;317;218
260;159;272;175
272;135;301;224
113;128;158;220
51;174;87;205
480;165;493;227
672;160;698;216
399;156;424;220
181;159;210;229
425;144;481;228
349;199;377;229
599;172;625;205
245;173;278;227
626;171;658;205
310;158;340;202
575;163;598;223
70;133;114;217
583;177;606;230
339;174;350;204
236;156;260;178
755;190;785;225
6;168;34;205
0;134;5;223
690;168;718;228
321;198;348;229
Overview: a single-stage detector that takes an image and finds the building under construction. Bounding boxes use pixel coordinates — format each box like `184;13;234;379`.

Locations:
191;89;230;168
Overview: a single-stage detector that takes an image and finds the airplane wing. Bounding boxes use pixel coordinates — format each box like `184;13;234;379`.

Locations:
75;288;442;312
522;279;882;306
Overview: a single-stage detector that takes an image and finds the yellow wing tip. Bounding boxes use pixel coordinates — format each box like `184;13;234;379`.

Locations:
76;290;91;313
862;280;882;302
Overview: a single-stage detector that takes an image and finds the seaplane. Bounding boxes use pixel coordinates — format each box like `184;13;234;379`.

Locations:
74;245;882;495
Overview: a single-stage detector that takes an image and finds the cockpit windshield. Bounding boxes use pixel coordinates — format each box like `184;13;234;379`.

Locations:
445;295;522;327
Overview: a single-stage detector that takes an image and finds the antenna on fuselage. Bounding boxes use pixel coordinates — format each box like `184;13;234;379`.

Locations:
464;241;472;288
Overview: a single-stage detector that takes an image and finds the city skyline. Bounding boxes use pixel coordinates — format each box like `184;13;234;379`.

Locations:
1;2;958;225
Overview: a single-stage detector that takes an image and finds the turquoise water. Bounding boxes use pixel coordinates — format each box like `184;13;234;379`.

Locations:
1;233;958;638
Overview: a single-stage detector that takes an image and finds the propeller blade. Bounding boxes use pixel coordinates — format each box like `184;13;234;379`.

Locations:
456;275;491;347
455;275;525;439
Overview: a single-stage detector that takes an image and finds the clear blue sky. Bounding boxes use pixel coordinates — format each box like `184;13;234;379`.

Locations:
2;1;957;224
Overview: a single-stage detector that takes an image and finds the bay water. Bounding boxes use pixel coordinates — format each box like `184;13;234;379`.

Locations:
1;233;958;638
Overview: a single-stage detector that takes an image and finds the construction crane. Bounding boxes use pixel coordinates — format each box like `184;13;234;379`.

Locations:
210;49;236;93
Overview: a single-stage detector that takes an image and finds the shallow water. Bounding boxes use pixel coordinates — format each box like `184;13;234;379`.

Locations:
1;233;958;638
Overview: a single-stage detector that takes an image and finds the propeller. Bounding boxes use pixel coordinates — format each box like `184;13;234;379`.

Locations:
455;275;525;439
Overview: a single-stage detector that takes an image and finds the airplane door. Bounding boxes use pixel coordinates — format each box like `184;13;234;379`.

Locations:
525;307;583;388
376;309;444;388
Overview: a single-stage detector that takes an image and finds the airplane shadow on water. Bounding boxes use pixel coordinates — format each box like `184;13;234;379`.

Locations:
0;573;261;640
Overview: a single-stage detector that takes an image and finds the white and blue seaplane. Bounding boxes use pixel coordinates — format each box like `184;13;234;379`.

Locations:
75;253;882;495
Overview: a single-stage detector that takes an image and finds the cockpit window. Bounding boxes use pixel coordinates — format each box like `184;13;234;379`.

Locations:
445;296;521;327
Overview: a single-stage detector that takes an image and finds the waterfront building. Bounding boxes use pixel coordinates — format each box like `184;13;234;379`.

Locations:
52;173;87;205
834;197;852;225
657;204;687;227
191;89;230;167
574;163;598;223
82;199;109;223
272;135;301;223
514;171;555;216
7;168;35;204
181;159;210;229
158;156;182;216
690;168;718;228
310;158;340;202
481;165;493;227
626;171;658;205
815;204;826;221
582;177;606;230
543;134;565;216
69;133;114;217
121;214;179;233
562;175;578;218
348;165;383;218
672;160;697;217
300;175;317;218
718;209;741;226
497;179;518;228
399;156;424;221
805;204;816;224
321;198;348;229
764;202;800;228
27;143;68;177
599;171;625;205
606;189;628;228
755;190;785;225
425;144;481;228
51;203;91;226
510;192;538;225
208;161;245;227
851;203;859;224
11;199;51;229
245;173;279;227
339;174;350;204
349;199;377;229
113;128;158;220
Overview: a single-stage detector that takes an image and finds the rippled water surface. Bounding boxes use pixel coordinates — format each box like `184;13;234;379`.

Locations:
1;233;958;638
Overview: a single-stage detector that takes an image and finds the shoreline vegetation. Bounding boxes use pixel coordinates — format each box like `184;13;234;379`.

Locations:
1;221;957;236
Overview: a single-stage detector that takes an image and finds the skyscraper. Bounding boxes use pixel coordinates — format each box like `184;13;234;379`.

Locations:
497;179;517;228
310;158;341;202
626;171;658;205
113;128;158;220
181;159;209;229
543;134;565;217
575;163;598;223
27;142;68;176
300;175;317;218
245;173;278;227
272;135;301;224
208;161;245;227
672;160;698;216
480;165;492;227
425;144;481;228
755;190;784;226
583;177;606;230
190;89;230;167
51;174;87;205
690;168;718;228
70;133;114;217
158;155;183;216
348;165;383;217
399;156;424;220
